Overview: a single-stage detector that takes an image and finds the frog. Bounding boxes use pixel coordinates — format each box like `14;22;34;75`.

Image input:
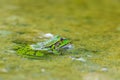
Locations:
30;35;71;54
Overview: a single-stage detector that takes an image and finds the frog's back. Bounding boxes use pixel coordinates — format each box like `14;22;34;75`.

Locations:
44;35;61;47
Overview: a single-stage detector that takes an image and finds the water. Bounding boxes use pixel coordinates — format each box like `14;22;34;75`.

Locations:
0;0;120;80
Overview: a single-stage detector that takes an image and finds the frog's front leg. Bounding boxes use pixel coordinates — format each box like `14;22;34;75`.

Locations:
53;48;64;55
50;45;60;54
52;49;60;54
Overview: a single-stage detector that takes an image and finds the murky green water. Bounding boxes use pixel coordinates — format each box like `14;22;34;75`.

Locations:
0;0;120;80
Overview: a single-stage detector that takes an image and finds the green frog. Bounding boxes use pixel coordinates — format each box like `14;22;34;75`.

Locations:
15;35;71;58
30;35;71;54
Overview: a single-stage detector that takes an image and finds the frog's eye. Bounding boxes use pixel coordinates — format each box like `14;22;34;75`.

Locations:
60;38;64;41
60;37;67;41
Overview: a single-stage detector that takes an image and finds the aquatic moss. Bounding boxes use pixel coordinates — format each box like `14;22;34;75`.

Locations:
14;44;44;58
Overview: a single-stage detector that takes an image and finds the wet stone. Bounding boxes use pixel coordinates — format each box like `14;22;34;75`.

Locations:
101;67;108;72
0;68;9;73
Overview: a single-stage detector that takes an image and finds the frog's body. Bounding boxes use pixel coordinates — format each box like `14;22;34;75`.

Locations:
30;35;71;54
44;35;61;47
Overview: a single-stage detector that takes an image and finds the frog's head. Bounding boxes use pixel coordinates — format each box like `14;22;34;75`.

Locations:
59;38;71;48
60;38;73;50
62;38;71;44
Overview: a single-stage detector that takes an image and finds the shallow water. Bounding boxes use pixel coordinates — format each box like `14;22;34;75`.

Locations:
0;0;120;80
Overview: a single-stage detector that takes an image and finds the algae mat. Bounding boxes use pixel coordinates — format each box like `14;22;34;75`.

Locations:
0;0;120;80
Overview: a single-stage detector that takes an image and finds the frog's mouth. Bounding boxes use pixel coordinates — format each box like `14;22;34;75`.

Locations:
61;44;74;50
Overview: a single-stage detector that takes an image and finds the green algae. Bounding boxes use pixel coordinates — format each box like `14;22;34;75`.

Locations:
14;44;44;58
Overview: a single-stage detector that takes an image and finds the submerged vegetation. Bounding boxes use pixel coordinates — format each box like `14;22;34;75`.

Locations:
14;44;44;58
